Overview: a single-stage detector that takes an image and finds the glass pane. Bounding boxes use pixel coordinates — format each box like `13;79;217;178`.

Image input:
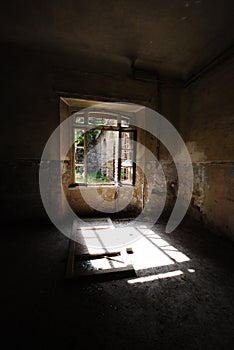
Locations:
121;150;133;162
75;166;85;183
74;113;85;124
74;129;85;146
121;132;134;150
75;147;84;164
121;166;133;184
88;113;117;126
121;119;130;127
121;131;134;184
74;129;85;183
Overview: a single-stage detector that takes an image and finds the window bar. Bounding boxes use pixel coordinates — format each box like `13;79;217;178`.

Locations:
132;130;137;186
73;129;76;183
84;112;88;184
117;116;122;184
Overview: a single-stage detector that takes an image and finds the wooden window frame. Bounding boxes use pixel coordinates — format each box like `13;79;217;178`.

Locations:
71;111;137;187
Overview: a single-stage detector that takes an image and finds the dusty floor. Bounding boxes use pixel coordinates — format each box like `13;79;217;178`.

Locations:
1;218;234;349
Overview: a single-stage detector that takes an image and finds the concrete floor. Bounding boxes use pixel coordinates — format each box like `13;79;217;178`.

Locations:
1;218;234;349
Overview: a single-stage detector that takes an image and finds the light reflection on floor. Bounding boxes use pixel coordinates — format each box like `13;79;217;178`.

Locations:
74;219;193;281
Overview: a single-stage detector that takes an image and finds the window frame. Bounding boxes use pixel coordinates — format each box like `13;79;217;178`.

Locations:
71;111;137;187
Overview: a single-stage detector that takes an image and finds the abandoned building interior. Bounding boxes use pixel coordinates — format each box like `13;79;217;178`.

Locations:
0;1;234;349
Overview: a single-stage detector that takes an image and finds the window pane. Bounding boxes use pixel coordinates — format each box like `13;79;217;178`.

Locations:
121;131;134;184
121;150;133;162
74;129;85;183
121;132;134;150
121;166;133;184
75;166;85;183
121;119;130;127
74;113;85;124
75;147;84;164
88;113;117;126
74;129;85;146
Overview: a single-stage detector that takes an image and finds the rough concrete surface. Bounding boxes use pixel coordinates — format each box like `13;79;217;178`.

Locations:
1;219;234;349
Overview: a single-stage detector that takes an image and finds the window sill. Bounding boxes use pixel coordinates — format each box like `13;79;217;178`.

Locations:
68;183;134;190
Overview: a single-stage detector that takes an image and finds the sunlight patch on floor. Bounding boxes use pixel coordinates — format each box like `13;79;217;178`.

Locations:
127;270;184;284
74;220;191;274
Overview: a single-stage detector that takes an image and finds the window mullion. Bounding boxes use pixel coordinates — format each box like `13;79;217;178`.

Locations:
84;112;88;184
117;118;122;184
132;130;137;186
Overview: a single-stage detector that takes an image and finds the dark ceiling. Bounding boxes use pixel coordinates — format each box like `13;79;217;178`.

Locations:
0;0;233;80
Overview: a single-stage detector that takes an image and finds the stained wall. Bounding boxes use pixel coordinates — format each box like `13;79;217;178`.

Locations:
180;56;234;239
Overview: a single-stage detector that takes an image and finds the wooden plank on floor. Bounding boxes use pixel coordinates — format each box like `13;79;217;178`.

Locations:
65;219;137;281
77;225;114;230
65;241;135;281
72;264;136;281
75;251;121;260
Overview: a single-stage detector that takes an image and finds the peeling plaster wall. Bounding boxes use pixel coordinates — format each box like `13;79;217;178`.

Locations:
157;84;182;216
180;57;234;239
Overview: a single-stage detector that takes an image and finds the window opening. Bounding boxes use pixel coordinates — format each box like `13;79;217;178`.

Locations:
73;112;136;186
